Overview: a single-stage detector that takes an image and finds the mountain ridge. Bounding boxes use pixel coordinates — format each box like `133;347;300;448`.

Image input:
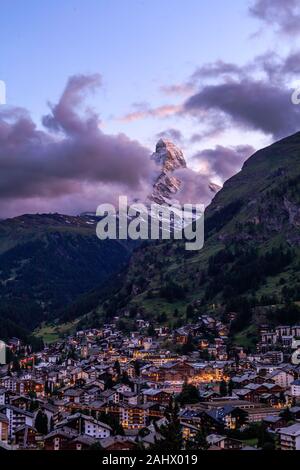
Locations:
149;138;220;205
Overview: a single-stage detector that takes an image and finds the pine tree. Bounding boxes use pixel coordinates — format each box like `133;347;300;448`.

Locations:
113;360;121;376
11;357;20;372
49;416;54;432
186;304;194;320
104;375;114;390
178;381;200;405
89;441;103;451
150;399;183;451
35;410;48;435
121;370;133;388
147;324;156;336
219;380;228;397
134;360;141;377
280;407;294;423
227;379;234;396
185;429;209;450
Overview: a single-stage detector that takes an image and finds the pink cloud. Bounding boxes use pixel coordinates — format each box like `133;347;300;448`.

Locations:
119;104;181;122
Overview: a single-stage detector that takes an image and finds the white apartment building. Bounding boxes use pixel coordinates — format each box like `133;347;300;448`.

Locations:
84;416;111;438
291;379;300;397
278;423;300;451
1;405;34;442
268;370;295;389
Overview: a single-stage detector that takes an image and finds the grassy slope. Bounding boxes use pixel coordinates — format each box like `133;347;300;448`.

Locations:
34;320;80;344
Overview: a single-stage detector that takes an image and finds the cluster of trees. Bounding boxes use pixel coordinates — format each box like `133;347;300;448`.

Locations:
218;379;235;397
205;200;243;236
61;267;127;325
228;297;255;334
35;410;50;435
0;230;131;329
103;359;135;392
226;422;275;450
206;244;294;302
268;302;300;326
267;173;300;203
0;316;43;352
149;398;208;451
177;334;197;355
281;283;300;303
98;411;124;436
0;299;43;331
177;382;200;405
160;281;186;302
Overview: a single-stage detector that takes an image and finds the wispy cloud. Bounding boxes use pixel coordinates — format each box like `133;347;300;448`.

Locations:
182;51;300;139
192;145;255;181
156;128;183;144
160;83;195;96
249;0;300;36
119;104;181;122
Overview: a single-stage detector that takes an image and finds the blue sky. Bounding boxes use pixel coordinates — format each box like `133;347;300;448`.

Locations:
0;1;271;144
0;0;299;217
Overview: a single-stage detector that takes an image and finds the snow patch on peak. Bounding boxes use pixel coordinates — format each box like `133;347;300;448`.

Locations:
149;139;187;205
151;139;187;173
149;139;221;206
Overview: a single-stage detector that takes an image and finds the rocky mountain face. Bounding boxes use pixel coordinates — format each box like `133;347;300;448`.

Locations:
149;139;220;205
148;139;187;205
152;139;187;173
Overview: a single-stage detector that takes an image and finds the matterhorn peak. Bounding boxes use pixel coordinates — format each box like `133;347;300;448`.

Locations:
151;139;187;174
148;139;221;206
148;139;187;205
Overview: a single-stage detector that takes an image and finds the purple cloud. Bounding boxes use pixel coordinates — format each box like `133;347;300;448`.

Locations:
174;168;218;206
191;60;248;81
249;0;300;35
0;75;157;218
184;79;300;139
192;145;255;181
119;103;180;122
156;128;183;144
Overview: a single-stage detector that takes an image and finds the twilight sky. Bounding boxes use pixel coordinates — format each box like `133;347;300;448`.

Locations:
1;0;300;218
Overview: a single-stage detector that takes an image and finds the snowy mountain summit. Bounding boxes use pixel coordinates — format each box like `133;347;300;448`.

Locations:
149;139;219;206
149;139;187;205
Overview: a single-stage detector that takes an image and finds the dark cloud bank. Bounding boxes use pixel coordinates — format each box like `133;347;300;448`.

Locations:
183;51;300;140
249;0;300;36
0;75;158;217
